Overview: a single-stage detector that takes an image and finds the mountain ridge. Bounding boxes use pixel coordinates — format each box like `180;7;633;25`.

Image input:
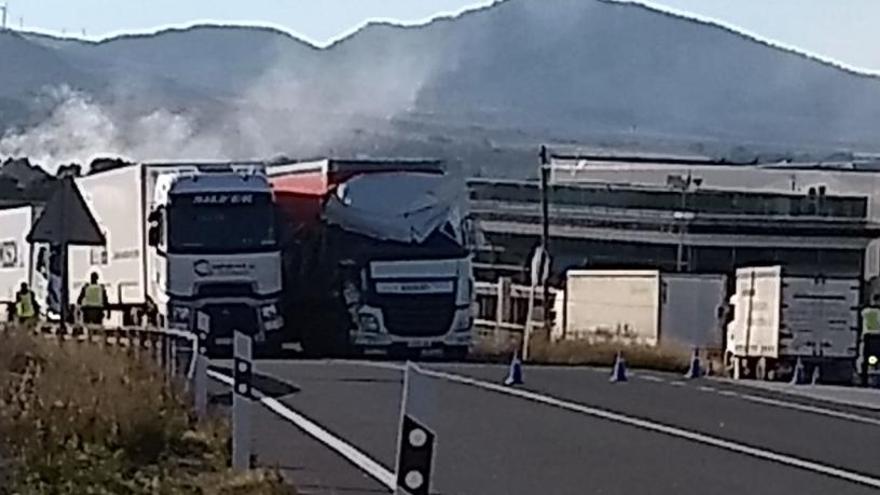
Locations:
3;0;880;177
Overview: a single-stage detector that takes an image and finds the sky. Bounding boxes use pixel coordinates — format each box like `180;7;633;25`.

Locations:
3;0;879;71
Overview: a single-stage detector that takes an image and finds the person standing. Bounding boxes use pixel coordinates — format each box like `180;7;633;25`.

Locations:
14;282;39;326
78;272;108;325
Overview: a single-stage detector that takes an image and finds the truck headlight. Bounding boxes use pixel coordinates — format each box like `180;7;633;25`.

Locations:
359;314;380;333
260;304;279;320
869;355;879;366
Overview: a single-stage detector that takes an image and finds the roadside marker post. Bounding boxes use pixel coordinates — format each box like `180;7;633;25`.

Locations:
193;330;209;418
811;365;821;386
233;329;254;471
395;363;437;495
503;352;524;386
684;348;702;380
790;357;806;385
610;352;628;383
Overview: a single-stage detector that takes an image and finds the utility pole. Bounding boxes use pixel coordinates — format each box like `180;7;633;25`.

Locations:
539;145;551;336
1;3;8;31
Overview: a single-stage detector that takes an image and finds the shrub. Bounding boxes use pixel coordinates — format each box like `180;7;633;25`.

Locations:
0;327;295;494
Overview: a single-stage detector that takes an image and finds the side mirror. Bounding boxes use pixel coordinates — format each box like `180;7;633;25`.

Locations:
147;226;159;247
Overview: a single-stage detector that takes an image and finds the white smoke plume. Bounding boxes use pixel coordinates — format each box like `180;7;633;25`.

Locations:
0;33;443;174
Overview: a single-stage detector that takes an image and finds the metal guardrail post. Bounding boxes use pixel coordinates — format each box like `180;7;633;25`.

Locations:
193;331;209;419
232;329;253;471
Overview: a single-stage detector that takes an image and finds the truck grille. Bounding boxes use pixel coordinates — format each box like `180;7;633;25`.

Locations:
378;294;456;337
201;304;258;336
196;283;255;298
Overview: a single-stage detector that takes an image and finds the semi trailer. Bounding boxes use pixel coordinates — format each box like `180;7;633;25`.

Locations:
67;162;285;350
726;265;861;383
268;158;474;357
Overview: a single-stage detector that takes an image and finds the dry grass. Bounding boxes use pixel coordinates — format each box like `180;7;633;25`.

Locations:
527;338;692;372
472;327;695;372
0;327;295;495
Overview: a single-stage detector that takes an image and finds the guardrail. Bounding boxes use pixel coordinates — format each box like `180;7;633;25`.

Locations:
1;320;209;417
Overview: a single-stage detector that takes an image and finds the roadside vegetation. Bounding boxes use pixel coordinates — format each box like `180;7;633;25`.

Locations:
0;326;295;495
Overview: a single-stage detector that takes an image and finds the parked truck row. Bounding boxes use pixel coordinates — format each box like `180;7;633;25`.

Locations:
0;158;475;358
552;266;867;383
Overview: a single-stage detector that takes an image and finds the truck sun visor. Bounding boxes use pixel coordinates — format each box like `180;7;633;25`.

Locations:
323;172;461;244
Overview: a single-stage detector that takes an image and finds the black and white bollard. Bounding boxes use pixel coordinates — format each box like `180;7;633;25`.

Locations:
232;329;253;471
395;363;436;495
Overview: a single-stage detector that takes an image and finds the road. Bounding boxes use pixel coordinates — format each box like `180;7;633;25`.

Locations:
210;360;880;495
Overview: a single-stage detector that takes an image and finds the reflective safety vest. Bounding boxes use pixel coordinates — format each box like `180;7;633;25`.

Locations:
16;291;35;318
82;284;105;308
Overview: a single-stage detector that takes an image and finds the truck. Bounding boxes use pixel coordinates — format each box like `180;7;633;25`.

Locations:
268;158;474;358
725;265;860;383
66;162;285;350
0;205;61;322
552;269;727;349
0;206;37;320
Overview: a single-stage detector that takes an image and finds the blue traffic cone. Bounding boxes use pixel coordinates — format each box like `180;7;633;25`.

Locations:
790;357;805;385
811;365;821;386
684;348;702;379
503;353;523;386
610;352;628;383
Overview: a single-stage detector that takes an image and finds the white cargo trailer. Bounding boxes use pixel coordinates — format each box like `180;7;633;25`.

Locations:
552;269;727;348
726;265;860;382
0;206;37;319
67;163;285;350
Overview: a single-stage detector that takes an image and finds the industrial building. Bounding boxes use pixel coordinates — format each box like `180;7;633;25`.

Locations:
470;152;880;287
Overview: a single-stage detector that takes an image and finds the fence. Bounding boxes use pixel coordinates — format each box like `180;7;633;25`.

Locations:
473;279;558;354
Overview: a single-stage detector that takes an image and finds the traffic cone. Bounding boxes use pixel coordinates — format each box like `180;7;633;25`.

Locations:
790;357;806;385
610;352;628;383
684;348;702;380
811;365;821;386
503;352;523;386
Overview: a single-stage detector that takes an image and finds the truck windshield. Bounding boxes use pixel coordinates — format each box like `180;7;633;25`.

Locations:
168;193;277;253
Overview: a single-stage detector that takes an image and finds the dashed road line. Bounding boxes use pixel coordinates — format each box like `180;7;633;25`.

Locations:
669;381;686;387
638;375;666;383
699;385;717;393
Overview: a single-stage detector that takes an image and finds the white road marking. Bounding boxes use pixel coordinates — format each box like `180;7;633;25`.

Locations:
717;390;740;397
737;393;880;427
669;381;686;387
638;375;665;383
699;386;717;393
207;369;396;491
410;365;880;490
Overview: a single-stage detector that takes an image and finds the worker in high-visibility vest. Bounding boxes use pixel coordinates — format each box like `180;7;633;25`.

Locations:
77;272;108;325
14;282;39;326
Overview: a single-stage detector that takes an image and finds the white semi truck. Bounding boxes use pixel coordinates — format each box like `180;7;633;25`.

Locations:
67;163;285;350
726;265;861;383
269;159;475;358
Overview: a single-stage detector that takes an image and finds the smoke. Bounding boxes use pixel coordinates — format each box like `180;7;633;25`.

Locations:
0;32;446;174
0;86;226;172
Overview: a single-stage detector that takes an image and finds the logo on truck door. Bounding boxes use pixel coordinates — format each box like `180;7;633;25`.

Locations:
192;194;254;205
193;259;255;277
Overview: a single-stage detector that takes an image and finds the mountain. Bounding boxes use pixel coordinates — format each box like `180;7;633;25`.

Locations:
2;0;880;178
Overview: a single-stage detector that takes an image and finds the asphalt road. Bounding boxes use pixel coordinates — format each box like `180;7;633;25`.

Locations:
211;360;880;495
